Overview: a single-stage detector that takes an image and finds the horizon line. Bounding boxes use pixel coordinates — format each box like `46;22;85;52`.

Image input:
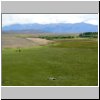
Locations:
2;22;98;27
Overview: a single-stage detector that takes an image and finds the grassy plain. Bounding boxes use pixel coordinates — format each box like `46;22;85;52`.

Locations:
2;33;98;86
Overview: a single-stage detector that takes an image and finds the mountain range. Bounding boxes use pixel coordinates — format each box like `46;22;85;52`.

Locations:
2;22;98;33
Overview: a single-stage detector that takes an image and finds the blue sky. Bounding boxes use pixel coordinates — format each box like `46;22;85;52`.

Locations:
2;14;98;27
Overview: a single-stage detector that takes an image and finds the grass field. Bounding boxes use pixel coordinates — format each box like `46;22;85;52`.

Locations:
2;34;98;86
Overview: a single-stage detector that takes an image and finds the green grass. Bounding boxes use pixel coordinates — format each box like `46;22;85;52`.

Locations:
2;39;98;86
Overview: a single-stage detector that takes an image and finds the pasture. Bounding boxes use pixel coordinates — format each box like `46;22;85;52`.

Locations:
2;33;98;86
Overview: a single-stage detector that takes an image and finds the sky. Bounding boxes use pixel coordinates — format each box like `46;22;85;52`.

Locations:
2;14;98;27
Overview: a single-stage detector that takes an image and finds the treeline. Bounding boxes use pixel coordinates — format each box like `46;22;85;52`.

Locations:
79;32;98;38
37;32;98;40
38;35;74;40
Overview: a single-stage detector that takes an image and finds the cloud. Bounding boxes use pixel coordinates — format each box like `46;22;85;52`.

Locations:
2;14;98;27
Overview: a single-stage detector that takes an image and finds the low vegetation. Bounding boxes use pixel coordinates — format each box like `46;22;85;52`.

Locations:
38;35;75;40
79;32;98;38
2;33;98;86
36;32;98;40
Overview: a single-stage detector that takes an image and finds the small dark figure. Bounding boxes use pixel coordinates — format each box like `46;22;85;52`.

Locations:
18;49;21;52
52;78;56;80
16;48;21;52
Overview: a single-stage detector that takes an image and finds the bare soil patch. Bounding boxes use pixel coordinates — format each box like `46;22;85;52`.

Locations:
2;33;53;48
26;38;53;45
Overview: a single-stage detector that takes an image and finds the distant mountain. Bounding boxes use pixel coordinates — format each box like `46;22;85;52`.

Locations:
2;22;98;33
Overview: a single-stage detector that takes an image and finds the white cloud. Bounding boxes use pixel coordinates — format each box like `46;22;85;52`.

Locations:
84;19;98;25
2;14;98;27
